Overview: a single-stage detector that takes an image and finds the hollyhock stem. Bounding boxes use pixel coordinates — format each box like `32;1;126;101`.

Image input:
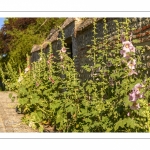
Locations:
145;104;150;132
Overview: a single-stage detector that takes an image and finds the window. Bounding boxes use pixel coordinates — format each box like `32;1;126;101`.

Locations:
65;37;73;59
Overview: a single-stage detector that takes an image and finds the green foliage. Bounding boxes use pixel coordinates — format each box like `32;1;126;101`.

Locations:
0;18;66;72
1;18;150;132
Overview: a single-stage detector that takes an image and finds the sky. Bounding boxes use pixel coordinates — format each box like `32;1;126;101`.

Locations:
0;18;5;29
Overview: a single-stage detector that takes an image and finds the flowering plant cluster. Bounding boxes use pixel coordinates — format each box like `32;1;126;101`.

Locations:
129;83;144;110
1;18;150;132
120;37;144;111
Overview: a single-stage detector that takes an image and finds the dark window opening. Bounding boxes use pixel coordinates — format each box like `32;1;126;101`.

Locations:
65;37;73;59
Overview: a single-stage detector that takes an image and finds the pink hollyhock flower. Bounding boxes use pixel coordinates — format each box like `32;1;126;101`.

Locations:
132;83;144;92
129;83;144;101
125;53;131;60
25;66;30;73
49;54;54;58
139;93;144;99
129;83;144;102
120;50;131;59
120;41;136;59
135;89;140;95
134;83;144;89
129;91;138;102
60;64;65;69
36;82;39;87
49;77;55;83
133;83;144;97
127;59;136;69
18;76;23;83
128;69;138;76
122;45;130;53
130;102;140;110
107;61;112;67
120;50;128;58
127;112;130;116
130;46;136;53
61;47;66;53
60;55;63;60
122;41;136;53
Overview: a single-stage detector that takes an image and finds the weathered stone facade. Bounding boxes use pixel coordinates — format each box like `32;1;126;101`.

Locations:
30;18;150;78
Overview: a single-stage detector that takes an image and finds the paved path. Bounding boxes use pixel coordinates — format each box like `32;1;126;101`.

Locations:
0;91;38;132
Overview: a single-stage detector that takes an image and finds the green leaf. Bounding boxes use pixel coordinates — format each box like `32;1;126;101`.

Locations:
106;128;112;132
39;125;44;132
11;96;15;102
84;118;92;123
9;93;13;99
114;119;123;131
123;95;131;107
19;98;28;105
82;125;89;132
66;105;74;113
56;114;62;124
37;110;43;119
39;86;46;90
30;94;40;104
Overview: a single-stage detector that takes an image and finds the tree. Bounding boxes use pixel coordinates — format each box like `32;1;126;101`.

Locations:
0;18;66;70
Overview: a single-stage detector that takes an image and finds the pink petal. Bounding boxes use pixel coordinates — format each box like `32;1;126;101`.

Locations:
133;83;143;91
61;47;66;53
127;112;130;116
123;41;131;45
122;47;130;53
130;103;140;110
128;70;138;76
120;50;124;55
127;59;136;69
129;46;136;52
129;91;138;102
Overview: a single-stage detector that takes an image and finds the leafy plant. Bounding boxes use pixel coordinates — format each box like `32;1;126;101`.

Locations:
1;18;150;132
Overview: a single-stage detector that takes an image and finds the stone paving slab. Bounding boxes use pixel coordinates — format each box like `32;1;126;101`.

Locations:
0;91;38;133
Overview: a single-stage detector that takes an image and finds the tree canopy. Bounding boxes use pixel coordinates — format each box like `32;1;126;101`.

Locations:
0;18;66;69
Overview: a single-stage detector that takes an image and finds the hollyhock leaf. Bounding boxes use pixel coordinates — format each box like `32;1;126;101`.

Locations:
9;93;13;99
83;125;89;132
31;97;39;105
114;119;123;131
39;125;44;132
18;98;28;105
126;118;135;128
84;118;92;123
124;96;131;107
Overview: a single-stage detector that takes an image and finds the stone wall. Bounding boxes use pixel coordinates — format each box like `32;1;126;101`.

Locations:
73;18;150;79
30;18;150;79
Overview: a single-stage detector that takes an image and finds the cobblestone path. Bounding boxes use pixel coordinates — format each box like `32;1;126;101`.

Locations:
0;91;38;132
